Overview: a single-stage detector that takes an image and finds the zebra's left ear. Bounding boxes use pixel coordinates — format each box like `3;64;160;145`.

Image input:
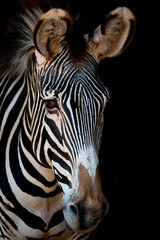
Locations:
33;9;73;59
88;7;136;61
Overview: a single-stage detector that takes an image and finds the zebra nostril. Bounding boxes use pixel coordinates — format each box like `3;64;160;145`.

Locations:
69;204;79;218
103;201;109;216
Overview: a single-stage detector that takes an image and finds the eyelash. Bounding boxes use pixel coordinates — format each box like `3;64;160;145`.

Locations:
45;99;59;109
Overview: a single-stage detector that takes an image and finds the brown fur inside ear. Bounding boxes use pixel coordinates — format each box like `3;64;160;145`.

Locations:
88;7;136;61
33;9;73;58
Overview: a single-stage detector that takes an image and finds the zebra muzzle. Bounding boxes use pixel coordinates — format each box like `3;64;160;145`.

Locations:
61;164;109;233
62;197;109;233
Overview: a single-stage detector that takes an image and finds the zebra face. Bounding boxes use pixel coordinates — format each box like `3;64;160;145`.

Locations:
33;7;136;233
36;50;109;232
0;3;136;238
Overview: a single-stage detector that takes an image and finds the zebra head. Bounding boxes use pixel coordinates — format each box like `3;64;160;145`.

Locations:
31;8;136;233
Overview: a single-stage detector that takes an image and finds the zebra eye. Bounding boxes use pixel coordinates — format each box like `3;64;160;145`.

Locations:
45;99;58;109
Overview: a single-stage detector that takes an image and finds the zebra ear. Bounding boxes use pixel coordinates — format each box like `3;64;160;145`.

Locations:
88;7;136;61
33;9;73;58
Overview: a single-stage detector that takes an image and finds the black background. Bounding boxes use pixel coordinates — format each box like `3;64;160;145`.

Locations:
0;0;155;239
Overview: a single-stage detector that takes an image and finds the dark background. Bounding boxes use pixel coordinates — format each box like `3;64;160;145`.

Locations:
0;0;154;239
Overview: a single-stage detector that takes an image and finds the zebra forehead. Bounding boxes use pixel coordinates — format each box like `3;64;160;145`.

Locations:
38;54;109;101
41;74;109;108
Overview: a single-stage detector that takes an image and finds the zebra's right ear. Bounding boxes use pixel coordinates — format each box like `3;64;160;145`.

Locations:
33;9;73;59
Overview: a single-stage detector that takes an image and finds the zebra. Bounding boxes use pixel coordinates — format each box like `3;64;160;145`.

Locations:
0;1;136;239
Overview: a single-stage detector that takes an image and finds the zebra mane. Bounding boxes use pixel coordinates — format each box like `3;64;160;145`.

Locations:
0;4;44;79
